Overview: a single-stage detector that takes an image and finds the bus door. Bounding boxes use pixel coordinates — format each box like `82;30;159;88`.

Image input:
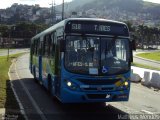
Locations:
38;39;43;81
48;32;57;96
30;40;34;73
55;36;64;96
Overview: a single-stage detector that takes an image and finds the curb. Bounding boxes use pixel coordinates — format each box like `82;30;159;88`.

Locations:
131;66;160;89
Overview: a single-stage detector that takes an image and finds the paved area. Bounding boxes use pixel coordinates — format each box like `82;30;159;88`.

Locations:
0;108;5;114
0;48;29;56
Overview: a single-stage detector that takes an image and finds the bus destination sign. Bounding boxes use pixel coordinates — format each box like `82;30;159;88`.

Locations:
71;24;111;32
65;21;129;36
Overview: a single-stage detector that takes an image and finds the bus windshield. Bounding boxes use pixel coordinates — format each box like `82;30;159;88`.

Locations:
65;35;130;75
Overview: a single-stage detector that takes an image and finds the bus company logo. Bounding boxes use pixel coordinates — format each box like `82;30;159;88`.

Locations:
106;94;110;98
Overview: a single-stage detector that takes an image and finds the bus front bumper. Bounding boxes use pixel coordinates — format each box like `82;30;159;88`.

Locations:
60;88;129;103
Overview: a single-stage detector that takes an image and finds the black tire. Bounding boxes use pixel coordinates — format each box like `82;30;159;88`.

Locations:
33;67;38;83
48;75;52;95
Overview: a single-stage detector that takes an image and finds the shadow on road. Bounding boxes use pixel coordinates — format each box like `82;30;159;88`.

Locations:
50;100;130;120
5;80;24;120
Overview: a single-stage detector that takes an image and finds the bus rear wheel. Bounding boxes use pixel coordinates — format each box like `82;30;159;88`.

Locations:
33;67;38;83
48;75;52;95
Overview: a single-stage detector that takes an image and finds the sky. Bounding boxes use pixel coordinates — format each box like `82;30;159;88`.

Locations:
0;0;160;9
0;0;73;9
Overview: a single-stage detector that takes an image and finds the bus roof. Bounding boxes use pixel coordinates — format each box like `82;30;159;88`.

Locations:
31;18;128;41
64;18;126;25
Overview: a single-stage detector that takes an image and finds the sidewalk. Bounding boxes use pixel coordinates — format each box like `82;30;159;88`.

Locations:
0;49;29;56
131;66;160;89
131;66;160;78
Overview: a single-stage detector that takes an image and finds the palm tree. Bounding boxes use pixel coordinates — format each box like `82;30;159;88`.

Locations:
137;24;146;49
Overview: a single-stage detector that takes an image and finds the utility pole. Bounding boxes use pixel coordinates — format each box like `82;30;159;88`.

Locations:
53;0;56;24
7;26;15;61
51;0;54;25
62;0;64;20
50;0;56;25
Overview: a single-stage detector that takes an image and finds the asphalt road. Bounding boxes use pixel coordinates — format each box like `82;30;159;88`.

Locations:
110;83;160;114
133;57;160;68
9;54;160;120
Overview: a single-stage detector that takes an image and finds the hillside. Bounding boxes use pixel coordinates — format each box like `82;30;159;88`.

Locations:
0;0;160;26
56;0;95;12
65;0;160;13
64;0;160;26
75;0;160;15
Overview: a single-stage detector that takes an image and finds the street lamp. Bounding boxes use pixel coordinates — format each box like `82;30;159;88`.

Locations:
7;26;15;61
7;30;10;61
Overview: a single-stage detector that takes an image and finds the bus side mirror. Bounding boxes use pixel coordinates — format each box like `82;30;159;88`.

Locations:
129;40;136;63
60;40;66;52
131;40;136;51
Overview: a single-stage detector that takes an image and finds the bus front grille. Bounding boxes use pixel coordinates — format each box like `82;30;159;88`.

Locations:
83;87;114;91
77;79;120;85
87;94;107;99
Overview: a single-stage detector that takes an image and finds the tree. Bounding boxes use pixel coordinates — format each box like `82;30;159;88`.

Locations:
136;25;145;49
11;22;48;39
124;21;134;32
0;25;9;37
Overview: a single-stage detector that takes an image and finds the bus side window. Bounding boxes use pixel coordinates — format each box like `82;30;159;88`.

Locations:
43;36;46;56
37;38;41;55
46;37;48;56
33;40;35;55
50;32;55;57
32;40;35;55
43;35;52;57
35;39;38;55
36;40;38;55
47;34;52;56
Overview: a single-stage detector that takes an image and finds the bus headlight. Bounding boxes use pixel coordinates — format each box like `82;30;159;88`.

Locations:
124;81;128;86
65;80;77;90
67;81;72;87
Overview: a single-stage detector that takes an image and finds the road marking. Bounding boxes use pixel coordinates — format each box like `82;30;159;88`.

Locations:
8;60;28;120
14;59;47;120
141;110;154;114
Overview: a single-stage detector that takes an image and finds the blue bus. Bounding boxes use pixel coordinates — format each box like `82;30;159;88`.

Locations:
30;18;134;103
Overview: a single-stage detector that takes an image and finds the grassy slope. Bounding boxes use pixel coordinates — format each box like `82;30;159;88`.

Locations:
136;52;160;62
0;56;11;108
0;53;25;119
